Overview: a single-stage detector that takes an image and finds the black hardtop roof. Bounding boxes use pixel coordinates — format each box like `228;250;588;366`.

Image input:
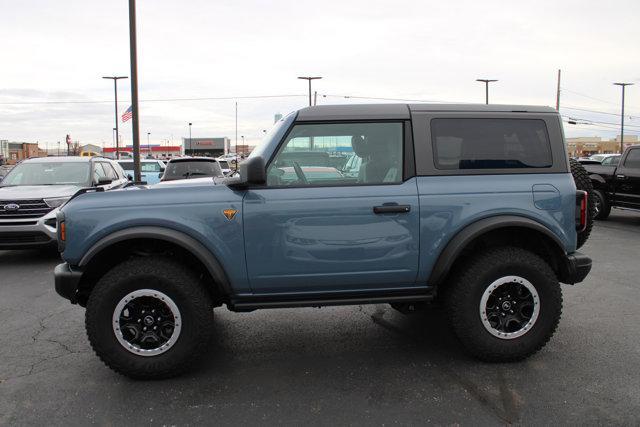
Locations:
296;103;558;121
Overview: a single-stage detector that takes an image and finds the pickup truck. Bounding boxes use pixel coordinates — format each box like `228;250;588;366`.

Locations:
54;104;592;379
585;145;640;219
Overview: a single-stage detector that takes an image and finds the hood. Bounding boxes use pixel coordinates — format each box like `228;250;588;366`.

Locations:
0;185;82;200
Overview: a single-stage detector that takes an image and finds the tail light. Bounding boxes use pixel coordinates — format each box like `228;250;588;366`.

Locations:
575;190;588;232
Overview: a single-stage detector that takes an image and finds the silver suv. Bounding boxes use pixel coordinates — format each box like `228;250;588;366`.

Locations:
0;156;128;250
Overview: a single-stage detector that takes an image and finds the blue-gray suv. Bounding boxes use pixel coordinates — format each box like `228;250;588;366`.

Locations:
54;104;592;379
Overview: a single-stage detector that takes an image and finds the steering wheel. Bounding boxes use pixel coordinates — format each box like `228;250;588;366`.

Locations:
292;161;308;185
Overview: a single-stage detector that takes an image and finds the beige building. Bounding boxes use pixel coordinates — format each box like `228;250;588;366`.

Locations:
566;135;639;157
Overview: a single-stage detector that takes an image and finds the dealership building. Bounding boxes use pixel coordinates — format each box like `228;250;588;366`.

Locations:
183;137;230;157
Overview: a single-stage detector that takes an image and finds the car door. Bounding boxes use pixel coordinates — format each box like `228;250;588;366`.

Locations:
242;121;420;294
613;148;640;209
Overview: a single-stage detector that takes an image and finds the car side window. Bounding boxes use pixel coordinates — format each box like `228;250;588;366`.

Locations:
623;149;640;168
101;162;118;180
267;122;404;187
93;163;108;183
431;118;552;170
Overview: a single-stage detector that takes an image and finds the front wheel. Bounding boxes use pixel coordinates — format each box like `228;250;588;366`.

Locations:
444;247;562;362
85;257;214;379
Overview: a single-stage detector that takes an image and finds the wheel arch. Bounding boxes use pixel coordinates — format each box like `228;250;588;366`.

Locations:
76;226;231;304
428;215;569;287
588;173;607;190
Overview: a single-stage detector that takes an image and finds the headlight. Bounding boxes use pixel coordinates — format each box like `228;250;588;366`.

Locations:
44;197;71;208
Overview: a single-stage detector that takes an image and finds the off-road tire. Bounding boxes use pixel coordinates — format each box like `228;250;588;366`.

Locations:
86;257;214;379
444;247;562;362
569;158;595;248
593;189;611;220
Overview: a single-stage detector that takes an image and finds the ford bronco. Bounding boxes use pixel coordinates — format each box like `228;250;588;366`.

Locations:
54;104;592;379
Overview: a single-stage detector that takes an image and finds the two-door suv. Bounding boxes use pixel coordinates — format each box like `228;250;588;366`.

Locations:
54;104;592;379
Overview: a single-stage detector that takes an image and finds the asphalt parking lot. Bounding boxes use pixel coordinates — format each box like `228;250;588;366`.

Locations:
1;210;639;425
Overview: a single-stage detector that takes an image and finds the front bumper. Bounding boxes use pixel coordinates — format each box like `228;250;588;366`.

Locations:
561;251;592;284
54;262;83;304
0;209;59;250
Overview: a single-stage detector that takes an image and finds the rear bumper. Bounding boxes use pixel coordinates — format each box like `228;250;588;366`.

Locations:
561;251;592;284
54;262;83;304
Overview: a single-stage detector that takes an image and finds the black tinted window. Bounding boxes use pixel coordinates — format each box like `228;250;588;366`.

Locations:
624;149;640;168
163;160;223;180
431;119;552;170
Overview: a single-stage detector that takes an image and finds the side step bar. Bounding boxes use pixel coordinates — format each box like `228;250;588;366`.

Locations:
228;291;434;312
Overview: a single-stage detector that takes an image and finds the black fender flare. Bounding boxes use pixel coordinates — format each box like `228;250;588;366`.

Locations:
588;173;607;191
428;215;566;286
78;226;232;295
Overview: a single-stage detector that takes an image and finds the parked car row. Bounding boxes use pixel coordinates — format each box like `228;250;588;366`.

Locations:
584;145;640;219
0;155;234;250
0;156;128;250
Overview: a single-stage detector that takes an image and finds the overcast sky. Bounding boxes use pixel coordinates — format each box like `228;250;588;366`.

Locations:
1;0;639;149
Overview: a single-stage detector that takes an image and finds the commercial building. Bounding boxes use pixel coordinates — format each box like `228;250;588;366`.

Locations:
0;141;47;164
567;135;639;157
183;137;230;157
103;145;182;159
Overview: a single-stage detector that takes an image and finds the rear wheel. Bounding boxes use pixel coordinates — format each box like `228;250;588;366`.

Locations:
570;158;595;248
86;257;214;379
445;247;562;362
593;189;611;220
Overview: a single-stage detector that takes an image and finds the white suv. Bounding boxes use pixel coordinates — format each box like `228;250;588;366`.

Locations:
0;156;128;250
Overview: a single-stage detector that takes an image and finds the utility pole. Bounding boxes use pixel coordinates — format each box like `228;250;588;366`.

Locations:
298;76;322;106
235;102;238;171
147;132;151;157
188;123;192;155
128;0;141;181
614;82;634;154
102;76;128;160
476;79;498;104
556;69;561;111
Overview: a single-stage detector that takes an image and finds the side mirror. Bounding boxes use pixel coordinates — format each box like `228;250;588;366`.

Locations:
127;174;133;181
97;178;113;186
158;172;163;178
240;156;266;185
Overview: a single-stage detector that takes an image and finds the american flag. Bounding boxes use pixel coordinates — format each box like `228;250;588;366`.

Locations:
121;105;133;122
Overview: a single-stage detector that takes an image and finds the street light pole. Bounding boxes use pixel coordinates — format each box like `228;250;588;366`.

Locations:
147;132;151;157
298;76;322;106
188;123;192;155
102;76;128;160
614;83;634;154
128;0;141;182
476;79;498;104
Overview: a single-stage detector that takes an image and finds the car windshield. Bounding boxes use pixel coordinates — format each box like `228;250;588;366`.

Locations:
0;162;90;186
163;160;223;180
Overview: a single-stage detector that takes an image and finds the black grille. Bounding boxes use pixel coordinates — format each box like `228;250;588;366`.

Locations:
0;231;51;244
0;199;54;219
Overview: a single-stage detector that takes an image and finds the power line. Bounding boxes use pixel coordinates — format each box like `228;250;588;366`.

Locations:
561;105;640;120
560;87;620;107
0;94;307;105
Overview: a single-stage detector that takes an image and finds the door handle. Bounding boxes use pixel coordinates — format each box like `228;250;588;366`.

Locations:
373;204;411;214
617;174;626;179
